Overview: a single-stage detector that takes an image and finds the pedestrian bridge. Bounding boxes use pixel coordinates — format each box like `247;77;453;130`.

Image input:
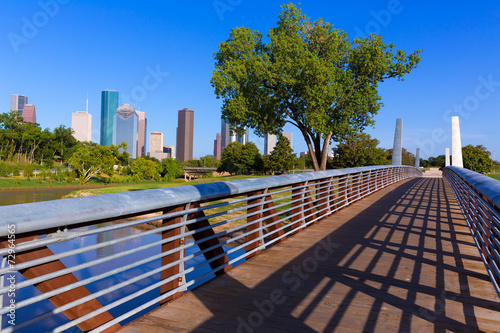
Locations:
1;166;499;332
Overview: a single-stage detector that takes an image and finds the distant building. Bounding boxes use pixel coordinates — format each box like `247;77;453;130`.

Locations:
100;90;119;146
10;95;28;115
221;119;230;151
71;111;92;142
163;145;175;158
264;134;277;155
176;108;194;162
136;111;147;158
283;132;293;149
22;104;36;123
113;103;138;158
214;133;221;160
150;131;164;154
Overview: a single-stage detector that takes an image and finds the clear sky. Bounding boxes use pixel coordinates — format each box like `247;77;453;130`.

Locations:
2;1;499;160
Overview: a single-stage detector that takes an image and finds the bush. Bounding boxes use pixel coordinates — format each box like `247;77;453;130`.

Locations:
66;175;73;184
12;165;20;177
14;177;20;185
0;162;12;177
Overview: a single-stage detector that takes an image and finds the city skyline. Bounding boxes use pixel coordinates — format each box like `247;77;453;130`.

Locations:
3;2;500;160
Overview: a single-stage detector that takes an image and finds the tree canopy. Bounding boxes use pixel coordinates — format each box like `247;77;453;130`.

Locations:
68;145;115;184
462;144;493;173
331;133;389;168
211;3;421;171
218;141;263;175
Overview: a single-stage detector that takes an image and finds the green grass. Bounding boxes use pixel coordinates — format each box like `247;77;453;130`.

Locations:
488;174;500;181
65;175;268;197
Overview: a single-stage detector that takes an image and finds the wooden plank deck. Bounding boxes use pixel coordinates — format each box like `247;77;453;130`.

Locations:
119;178;500;332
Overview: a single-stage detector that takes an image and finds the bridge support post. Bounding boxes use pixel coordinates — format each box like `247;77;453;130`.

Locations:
160;205;185;305
0;236;121;332
246;191;264;259
187;203;232;276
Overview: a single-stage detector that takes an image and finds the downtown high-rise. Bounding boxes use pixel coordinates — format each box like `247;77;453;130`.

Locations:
100;90;118;146
10;94;28;115
176;108;194;162
72;111;92;142
113;103;138;158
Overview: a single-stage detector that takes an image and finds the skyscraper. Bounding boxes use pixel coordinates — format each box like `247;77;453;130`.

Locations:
100;90;118;146
22;105;37;123
264;134;277;155
176;108;194;162
136;110;147;158
214;133;221;160
283;132;293;148
221;119;230;151
113;103;138;158
72;111;92;142
150;131;164;154
10;95;28;115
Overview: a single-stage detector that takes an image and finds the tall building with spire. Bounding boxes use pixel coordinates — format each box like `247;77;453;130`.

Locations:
72;93;92;142
176;108;194;162
100;90;118;146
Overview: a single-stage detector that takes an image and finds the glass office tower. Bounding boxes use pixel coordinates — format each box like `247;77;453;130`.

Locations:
100;90;119;146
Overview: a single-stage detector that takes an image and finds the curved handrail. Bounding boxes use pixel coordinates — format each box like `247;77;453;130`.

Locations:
0;165;421;236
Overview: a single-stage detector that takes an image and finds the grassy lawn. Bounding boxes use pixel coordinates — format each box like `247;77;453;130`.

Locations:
488;174;500;181
65;174;268;197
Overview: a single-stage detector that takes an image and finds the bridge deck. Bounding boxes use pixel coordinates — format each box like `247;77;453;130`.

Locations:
120;178;500;332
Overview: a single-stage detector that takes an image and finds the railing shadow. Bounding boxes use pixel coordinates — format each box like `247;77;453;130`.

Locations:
164;178;500;332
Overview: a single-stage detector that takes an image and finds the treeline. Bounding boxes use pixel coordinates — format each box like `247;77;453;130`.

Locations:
0;111;78;166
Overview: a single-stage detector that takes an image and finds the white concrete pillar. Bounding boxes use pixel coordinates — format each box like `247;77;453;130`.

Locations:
451;116;463;168
445;148;450;166
391;118;403;166
415;148;420;168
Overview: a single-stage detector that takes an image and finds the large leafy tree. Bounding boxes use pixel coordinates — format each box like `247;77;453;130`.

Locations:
211;3;421;171
462;144;493;173
331;133;389;169
68;145;115;184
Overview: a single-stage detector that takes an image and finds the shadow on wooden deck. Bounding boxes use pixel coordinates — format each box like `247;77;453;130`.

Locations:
121;178;500;332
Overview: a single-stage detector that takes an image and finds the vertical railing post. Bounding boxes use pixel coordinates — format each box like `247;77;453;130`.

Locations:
291;182;305;232
246;190;264;259
160;205;185;305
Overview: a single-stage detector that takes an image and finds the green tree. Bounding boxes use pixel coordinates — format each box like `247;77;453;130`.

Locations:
269;134;295;174
331;133;389;168
160;158;184;181
130;158;160;180
199;155;217;168
462;144;493;173
68;145;115;184
211;3;421;171
23;165;33;181
218;142;263;175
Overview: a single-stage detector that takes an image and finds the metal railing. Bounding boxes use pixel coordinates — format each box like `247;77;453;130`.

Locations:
443;166;500;298
0;165;421;332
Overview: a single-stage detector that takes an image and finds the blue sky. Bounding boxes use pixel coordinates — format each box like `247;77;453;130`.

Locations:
2;1;499;160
